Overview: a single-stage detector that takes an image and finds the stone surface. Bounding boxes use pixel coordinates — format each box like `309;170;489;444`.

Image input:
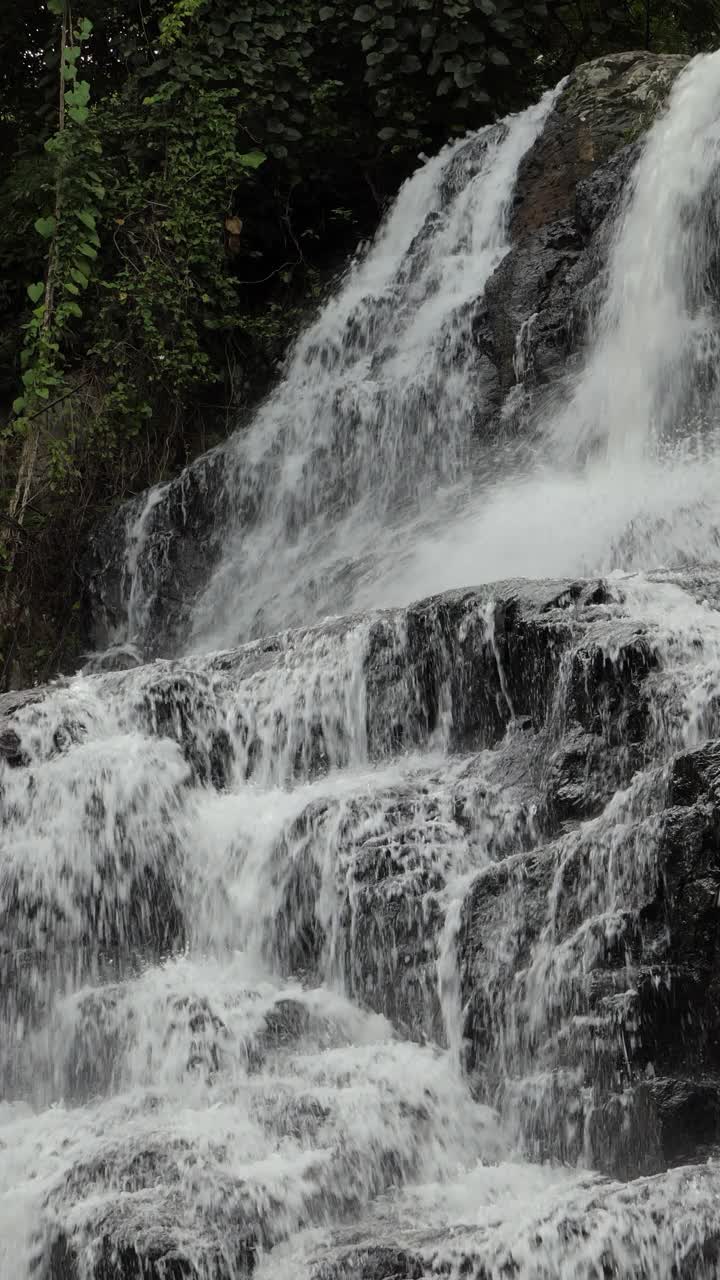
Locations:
8;570;720;1272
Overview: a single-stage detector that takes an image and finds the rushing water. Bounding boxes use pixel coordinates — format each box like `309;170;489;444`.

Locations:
186;87;561;653
4;49;720;1280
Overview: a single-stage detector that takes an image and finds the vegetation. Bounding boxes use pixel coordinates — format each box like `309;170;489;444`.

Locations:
0;0;717;685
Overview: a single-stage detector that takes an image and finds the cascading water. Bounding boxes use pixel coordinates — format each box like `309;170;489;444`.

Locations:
122;88;561;655
5;48;720;1280
378;49;720;605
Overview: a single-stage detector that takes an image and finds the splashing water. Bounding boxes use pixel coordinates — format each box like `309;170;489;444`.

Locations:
6;50;720;1280
187;87;561;652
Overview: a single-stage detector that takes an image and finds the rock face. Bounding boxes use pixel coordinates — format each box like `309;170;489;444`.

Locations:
478;51;687;420
6;570;720;1275
79;52;688;661
81;445;232;656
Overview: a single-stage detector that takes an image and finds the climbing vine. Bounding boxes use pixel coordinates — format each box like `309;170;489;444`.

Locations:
9;3;101;516
88;83;266;452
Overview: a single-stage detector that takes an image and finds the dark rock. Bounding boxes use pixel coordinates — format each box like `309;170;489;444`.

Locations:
0;723;28;767
456;723;720;1178
311;1247;425;1280
81;644;143;675
45;1219;255;1280
477;53;687;445
81;445;235;659
512;52;687;240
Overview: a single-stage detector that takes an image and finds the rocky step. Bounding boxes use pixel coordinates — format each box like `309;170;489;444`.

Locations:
1;576;666;792
308;1157;720;1279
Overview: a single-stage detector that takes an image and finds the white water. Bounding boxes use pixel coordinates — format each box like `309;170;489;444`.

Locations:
185;51;720;655
113;50;720;656
5;50;720;1280
367;50;720;611
187;88;561;652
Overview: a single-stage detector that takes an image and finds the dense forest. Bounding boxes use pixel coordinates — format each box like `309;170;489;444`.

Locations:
0;0;717;686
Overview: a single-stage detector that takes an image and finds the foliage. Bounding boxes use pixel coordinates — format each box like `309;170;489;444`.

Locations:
11;12;102;483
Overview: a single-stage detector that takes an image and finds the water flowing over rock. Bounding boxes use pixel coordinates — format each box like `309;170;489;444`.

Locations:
5;47;720;1280
81;50;692;662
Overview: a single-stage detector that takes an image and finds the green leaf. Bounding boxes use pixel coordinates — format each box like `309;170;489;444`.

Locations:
12;396;26;416
237;149;267;169
64;281;80;296
78;17;93;38
71;268;89;287
68;106;90;124
488;47;509;65
66;79;90;107
34;216;56;239
78;243;98;259
76;210;96;230
47;0;64;13
64;301;83;319
319;5;334;16
27;282;45;304
353;5;375;20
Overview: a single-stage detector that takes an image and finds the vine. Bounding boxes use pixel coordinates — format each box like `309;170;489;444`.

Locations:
8;0;102;533
87;81;266;452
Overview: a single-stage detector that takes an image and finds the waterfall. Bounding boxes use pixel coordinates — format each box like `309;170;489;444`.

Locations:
552;49;720;463
126;88;561;655
379;50;720;603
6;50;720;1280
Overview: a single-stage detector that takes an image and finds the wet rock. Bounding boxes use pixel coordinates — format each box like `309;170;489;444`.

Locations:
81;446;235;660
45;1211;256;1280
540;726;608;824
0;723;28;767
456;725;720;1178
311;1247;425;1280
7;570;720;1180
81;645;144;675
512;52;687;239
477;53;687;440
